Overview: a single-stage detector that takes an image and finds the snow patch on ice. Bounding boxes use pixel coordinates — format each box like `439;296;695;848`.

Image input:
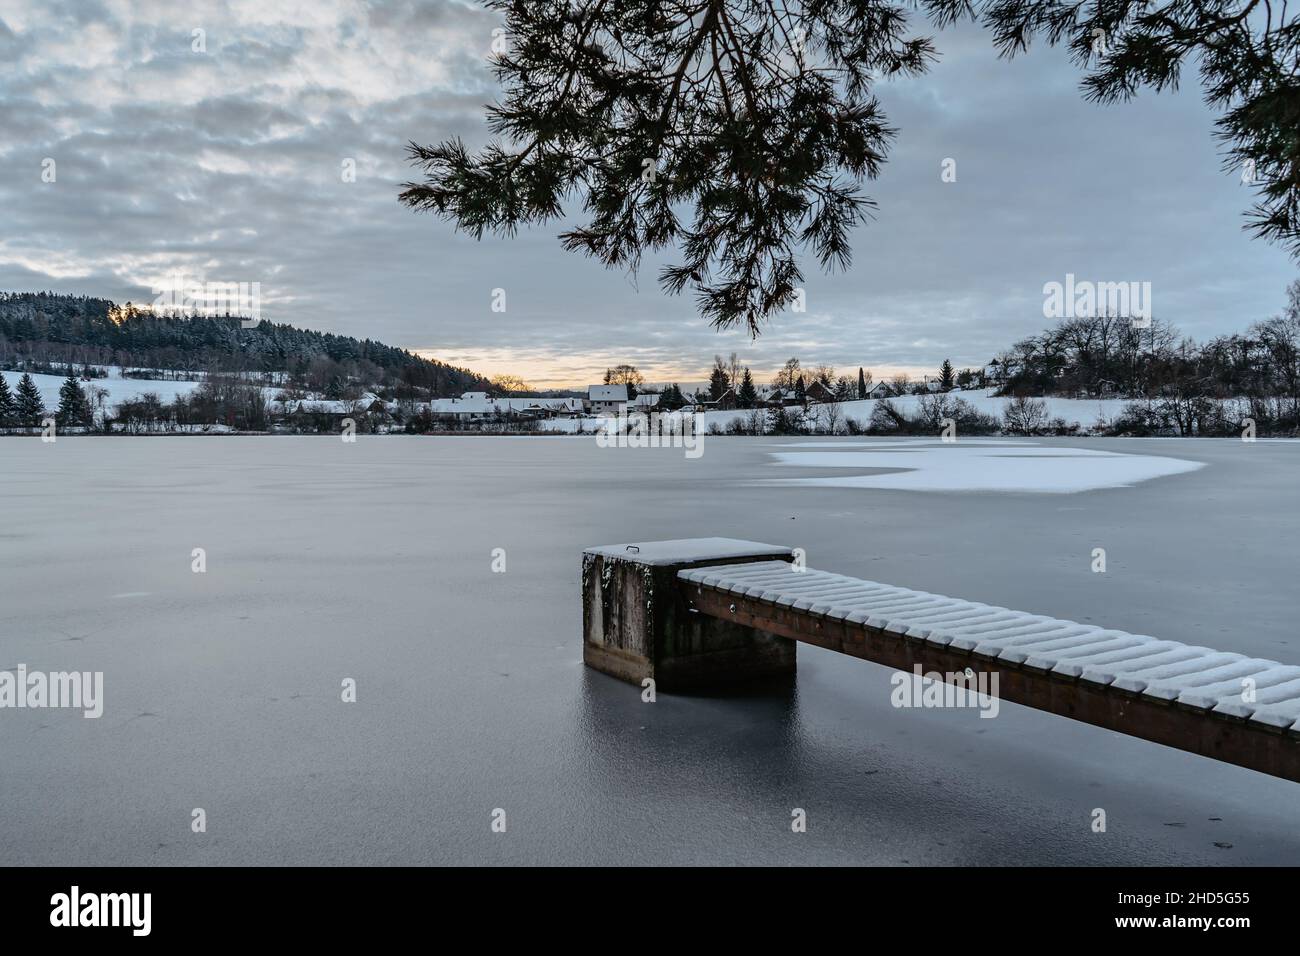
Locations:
764;442;1204;493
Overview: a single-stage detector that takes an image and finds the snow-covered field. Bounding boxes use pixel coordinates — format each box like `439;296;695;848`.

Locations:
539;389;1133;434
2;369;205;409
706;388;1131;432
0;376;1157;435
2;436;1298;865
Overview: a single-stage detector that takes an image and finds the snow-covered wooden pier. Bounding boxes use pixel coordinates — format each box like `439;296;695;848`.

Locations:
582;538;1300;783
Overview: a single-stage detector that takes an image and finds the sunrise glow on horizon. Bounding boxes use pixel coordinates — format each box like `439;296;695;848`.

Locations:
412;347;940;391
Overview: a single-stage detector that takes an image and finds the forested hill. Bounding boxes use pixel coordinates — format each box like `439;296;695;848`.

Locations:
0;291;491;395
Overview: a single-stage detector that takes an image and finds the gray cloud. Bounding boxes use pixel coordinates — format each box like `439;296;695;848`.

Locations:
0;1;1294;387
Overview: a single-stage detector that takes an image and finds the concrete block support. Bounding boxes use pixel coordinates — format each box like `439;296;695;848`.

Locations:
581;538;797;691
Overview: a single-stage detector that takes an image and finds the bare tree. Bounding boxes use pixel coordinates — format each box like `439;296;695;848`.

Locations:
1003;396;1049;435
491;374;530;395
816;400;844;435
727;352;743;390
604;365;644;388
774;357;802;390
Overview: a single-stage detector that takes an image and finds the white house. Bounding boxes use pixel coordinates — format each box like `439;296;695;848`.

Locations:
865;381;892;399
759;385;793;406
588;384;629;416
519;398;585;418
425;393;585;421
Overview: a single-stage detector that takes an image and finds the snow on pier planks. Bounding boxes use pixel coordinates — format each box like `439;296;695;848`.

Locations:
677;560;1300;781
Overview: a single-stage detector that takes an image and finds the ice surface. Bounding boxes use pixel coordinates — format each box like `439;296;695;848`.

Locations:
3;436;1299;866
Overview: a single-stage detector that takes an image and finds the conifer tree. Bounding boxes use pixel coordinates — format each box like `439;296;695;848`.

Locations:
940;359;955;391
659;383;687;410
737;368;758;408
14;373;45;427
0;375;14;427
57;375;92;428
708;356;731;400
403;1;1300;332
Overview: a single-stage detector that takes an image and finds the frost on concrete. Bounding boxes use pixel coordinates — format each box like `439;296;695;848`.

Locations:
584;538;792;567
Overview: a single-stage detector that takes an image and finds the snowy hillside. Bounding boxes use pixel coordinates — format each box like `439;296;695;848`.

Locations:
2;369;206;411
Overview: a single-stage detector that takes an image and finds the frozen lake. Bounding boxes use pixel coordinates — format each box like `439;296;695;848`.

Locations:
2;435;1298;865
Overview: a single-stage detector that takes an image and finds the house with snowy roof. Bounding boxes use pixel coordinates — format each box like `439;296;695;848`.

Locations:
587;384;629;416
804;380;836;404
696;387;738;411
425;392;586;422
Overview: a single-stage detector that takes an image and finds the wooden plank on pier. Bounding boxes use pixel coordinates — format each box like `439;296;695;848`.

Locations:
678;561;1300;783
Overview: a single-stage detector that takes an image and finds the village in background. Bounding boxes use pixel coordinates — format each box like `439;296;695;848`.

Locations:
2;283;1298;438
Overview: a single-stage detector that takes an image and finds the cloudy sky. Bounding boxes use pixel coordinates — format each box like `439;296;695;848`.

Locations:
1;0;1295;388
